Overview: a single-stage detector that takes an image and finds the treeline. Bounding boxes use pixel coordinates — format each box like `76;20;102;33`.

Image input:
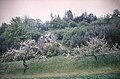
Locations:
55;9;120;49
0;17;44;54
0;9;120;55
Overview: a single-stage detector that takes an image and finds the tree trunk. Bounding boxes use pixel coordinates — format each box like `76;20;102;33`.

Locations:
23;59;28;73
93;55;97;61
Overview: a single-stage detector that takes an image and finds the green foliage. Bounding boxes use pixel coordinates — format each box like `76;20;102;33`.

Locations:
104;25;120;46
48;16;68;30
78;21;89;26
90;18;105;26
110;14;120;27
3;21;29;48
62;26;89;48
68;20;78;28
113;9;120;17
43;44;63;57
1;9;120;57
47;51;56;57
89;9;120;46
56;30;66;40
0;35;11;55
73;12;97;23
2;17;42;49
64;10;73;22
0;23;8;35
0;23;10;54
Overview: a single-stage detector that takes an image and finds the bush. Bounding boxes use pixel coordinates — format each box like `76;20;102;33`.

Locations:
43;44;64;57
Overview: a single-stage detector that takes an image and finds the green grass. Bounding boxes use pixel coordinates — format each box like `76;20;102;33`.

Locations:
0;54;120;79
1;73;120;79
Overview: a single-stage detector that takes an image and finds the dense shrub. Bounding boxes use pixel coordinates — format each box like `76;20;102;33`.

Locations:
43;44;64;57
62;26;89;48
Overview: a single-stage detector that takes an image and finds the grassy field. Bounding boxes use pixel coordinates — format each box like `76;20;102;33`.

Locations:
0;54;120;79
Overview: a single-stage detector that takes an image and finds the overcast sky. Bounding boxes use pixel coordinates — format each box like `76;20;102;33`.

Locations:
0;0;120;24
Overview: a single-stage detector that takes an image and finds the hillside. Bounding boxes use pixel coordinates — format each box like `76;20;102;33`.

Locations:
0;8;120;79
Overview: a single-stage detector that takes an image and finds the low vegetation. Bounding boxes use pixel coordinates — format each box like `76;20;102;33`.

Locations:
0;55;120;79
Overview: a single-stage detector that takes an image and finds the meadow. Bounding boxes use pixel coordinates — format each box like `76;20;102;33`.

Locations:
0;54;120;79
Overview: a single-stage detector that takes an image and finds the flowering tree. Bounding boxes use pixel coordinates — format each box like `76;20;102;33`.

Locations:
3;39;45;73
69;37;119;61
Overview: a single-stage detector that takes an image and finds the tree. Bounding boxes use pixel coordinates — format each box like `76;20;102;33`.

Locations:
3;17;42;49
105;25;120;47
3;39;43;73
0;23;9;54
48;16;68;29
103;15;111;25
11;17;21;24
113;9;120;17
69;37;119;61
73;12;97;23
64;10;73;23
87;13;97;23
110;9;120;27
73;16;84;23
62;27;89;48
0;23;8;35
0;35;11;55
50;13;54;19
3;20;30;48
69;37;109;61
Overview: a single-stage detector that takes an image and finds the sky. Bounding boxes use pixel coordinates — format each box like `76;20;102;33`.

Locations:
0;0;120;24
